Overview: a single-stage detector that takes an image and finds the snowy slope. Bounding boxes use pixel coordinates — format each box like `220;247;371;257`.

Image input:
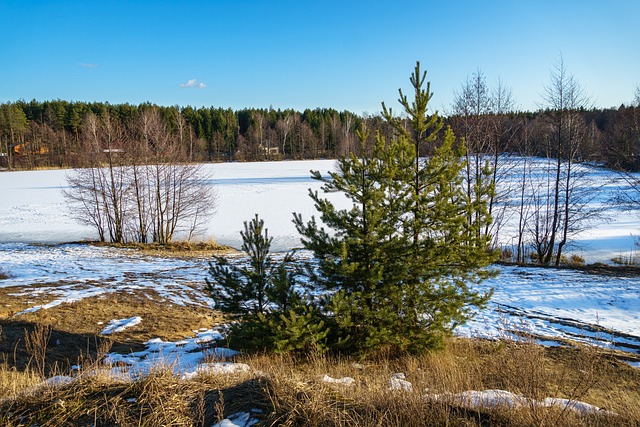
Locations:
1;243;638;356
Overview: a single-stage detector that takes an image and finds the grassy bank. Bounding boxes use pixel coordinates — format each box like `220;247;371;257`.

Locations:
88;240;238;258
0;336;639;426
1;244;639;426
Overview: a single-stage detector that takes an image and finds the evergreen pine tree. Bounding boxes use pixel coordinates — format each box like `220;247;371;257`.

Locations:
207;214;278;318
294;62;495;354
207;214;328;352
294;127;412;351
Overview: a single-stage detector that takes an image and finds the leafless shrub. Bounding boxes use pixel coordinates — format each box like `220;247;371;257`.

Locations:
64;108;216;244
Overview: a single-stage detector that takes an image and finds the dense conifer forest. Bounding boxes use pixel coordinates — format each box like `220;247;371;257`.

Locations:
1;98;638;171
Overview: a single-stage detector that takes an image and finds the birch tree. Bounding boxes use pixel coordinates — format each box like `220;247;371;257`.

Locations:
531;56;600;265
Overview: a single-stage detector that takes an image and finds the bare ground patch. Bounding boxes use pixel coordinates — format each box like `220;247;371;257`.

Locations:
89;240;239;259
0;277;225;376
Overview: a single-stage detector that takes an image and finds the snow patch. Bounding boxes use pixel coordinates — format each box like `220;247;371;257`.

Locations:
105;328;235;379
428;389;610;414
43;375;75;387
388;372;413;391
322;374;355;386
542;397;606;414
100;316;142;335
211;411;259;427
182;362;250;380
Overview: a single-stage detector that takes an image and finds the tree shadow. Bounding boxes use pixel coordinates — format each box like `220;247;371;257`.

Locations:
0;319;145;375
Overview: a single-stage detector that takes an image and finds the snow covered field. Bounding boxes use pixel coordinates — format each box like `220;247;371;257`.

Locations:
1;159;640;359
2;158;639;257
0;160;341;251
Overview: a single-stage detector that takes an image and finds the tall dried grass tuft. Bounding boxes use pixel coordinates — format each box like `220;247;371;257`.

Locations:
0;359;42;400
24;322;52;378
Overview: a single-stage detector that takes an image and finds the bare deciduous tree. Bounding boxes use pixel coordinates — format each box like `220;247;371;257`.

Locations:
513;118;537;263
452;71;518;247
276;114;293;156
530;56;603;265
609;85;640;219
65;112;128;243
65;108;215;244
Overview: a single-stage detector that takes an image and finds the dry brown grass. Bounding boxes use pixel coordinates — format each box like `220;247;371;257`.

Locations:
0;289;224;379
0;338;639;426
0;360;42;399
90;240;238;259
24;322;52;378
249;340;640;426
0;360;261;427
17;290;223;343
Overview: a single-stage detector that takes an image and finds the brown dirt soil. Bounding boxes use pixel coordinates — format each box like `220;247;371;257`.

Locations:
0;277;225;375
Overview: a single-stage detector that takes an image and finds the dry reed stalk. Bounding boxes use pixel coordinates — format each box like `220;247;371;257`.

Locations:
24;322;52;378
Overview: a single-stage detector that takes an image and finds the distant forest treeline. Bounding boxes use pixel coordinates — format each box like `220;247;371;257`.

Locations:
1;98;639;171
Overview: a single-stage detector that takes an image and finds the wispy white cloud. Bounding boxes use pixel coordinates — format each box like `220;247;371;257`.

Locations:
180;79;206;89
79;63;98;68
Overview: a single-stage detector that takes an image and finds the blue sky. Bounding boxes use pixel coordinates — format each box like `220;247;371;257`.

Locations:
1;1;638;114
